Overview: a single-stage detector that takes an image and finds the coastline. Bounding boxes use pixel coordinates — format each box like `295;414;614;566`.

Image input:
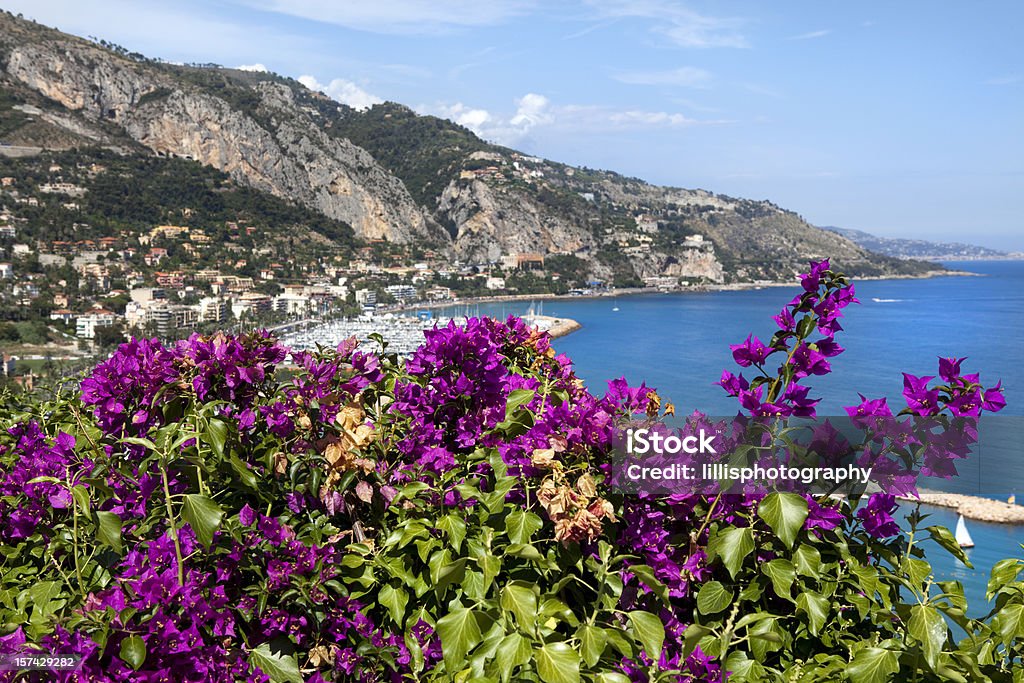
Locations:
526;315;581;339
900;491;1024;525
390;268;979;316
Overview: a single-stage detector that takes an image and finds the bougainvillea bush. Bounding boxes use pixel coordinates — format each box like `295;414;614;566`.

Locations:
0;261;1022;682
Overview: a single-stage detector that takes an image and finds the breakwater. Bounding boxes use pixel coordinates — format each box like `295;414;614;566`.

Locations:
901;492;1024;524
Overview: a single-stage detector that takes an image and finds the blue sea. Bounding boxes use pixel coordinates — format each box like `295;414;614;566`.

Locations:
435;260;1024;616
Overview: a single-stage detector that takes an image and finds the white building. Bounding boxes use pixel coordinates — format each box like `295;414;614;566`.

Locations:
76;309;117;339
0;262;12;279
385;284;417;303
198;297;230;324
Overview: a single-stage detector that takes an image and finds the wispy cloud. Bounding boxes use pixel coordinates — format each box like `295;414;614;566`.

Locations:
298;75;383;110
582;0;749;48
233;0;535;34
421;92;728;146
788;29;831;40
236;63;269;72
613;66;712;88
984;75;1021;86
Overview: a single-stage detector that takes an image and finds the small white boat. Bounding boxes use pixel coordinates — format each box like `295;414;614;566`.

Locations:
955;514;975;548
612;307;620;312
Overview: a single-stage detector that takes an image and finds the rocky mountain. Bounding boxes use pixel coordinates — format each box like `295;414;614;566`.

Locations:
0;12;938;283
823;226;1012;261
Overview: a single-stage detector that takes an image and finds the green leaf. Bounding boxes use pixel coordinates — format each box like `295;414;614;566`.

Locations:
696;581;733;615
379;584;409;625
795;591;828;635
71;484;91;515
205;417;229;458
494;633;531;682
504;389;536;417
988;559;1023;600
95;510;123;554
908;604;946;670
505;510;544;545
595;674;632;683
534;641;580;683
925;525;972;568
577;624;609;667
991;603;1024;643
762;559;796;602
500;582;538;629
119;635;146;671
757;492;808;549
847;647;899;683
248;643;303;683
708;526;754;579
793;544;822;578
437;514;467;553
627;611;664;660
437;607;484;670
180;494;225;548
627;564;670;604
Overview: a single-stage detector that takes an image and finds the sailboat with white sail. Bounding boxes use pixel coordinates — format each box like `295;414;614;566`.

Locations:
955;513;975;548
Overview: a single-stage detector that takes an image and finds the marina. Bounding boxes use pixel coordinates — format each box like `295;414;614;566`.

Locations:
281;311;581;357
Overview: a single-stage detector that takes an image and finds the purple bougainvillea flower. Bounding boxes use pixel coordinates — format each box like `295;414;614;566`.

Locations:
729;335;774;367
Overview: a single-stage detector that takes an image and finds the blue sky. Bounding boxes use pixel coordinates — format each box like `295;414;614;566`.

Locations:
5;1;1023;250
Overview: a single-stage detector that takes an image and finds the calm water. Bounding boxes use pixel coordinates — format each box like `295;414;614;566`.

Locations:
435;260;1024;615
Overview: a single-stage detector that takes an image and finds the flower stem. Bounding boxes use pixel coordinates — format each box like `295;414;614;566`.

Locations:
160;462;185;587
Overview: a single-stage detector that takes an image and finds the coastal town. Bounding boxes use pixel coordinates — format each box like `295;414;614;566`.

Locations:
0;148;726;384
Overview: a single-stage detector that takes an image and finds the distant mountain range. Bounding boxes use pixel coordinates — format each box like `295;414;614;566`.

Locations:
0;11;938;284
821;227;1018;261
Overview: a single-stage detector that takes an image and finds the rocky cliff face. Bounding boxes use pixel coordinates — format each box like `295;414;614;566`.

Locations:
3;38;442;244
0;13;937;282
438;178;594;262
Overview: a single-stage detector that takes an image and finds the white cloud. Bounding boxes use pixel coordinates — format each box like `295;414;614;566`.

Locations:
583;0;748;49
788;29;831;40
423;92;725;146
613;66;712;88
234;0;535;34
298;75;384;110
236;63;269;72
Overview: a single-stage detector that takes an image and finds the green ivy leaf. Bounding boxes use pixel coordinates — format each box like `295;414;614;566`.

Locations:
696;581;733;615
991;603;1024;644
576;624;609;667
95;510;123;554
248;643;303;683
847;647;899;683
627;564;670;604
925;525;972;568
627;611;664;660
708;526;754;579
793;544;821;578
757;493;808;549
437;607;484;671
379;584;409;626
908;604;946;670
534;641;580;683
987;559;1024;601
595;674;632;683
180;494;225;549
494;632;531;682
437;514;467;553
205;417;229;458
795;591;828;635
761;559;796;602
119;635;146;671
500;581;538;629
505;510;543;545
